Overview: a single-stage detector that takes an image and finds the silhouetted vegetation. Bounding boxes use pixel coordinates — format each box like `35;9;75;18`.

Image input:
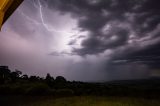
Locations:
1;65;160;98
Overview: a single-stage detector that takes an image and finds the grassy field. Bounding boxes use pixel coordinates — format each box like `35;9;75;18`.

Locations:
2;96;160;106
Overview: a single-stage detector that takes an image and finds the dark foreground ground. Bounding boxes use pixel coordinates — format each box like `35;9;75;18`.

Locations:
1;96;160;106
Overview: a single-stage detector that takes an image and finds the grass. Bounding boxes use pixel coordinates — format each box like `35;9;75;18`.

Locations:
1;96;160;106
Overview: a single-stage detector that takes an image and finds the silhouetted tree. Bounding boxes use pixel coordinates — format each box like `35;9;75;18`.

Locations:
0;66;11;84
55;76;66;83
45;73;54;87
15;70;22;77
29;76;40;82
21;74;29;80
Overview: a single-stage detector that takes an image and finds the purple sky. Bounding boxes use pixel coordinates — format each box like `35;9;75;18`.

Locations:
0;0;160;81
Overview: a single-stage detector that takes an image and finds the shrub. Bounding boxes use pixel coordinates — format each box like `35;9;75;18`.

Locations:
11;85;26;95
55;89;74;96
26;83;51;95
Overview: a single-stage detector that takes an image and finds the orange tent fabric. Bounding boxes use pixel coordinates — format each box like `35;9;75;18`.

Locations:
0;0;23;29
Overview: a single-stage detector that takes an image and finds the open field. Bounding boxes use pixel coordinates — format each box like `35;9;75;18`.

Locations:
1;96;160;106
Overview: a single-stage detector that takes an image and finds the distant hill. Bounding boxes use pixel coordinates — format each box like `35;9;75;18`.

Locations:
105;77;160;85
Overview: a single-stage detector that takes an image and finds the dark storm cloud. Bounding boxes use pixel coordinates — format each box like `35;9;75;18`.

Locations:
112;42;160;69
49;51;76;56
68;39;77;45
45;0;160;79
46;0;160;56
73;28;129;55
134;0;160;34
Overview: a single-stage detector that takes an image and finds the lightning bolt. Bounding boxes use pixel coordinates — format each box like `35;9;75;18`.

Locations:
18;0;79;35
17;10;41;25
37;0;77;34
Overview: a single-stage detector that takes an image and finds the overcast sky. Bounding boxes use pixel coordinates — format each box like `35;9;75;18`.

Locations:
0;0;160;81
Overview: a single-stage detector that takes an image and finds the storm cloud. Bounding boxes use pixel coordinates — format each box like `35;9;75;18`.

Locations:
0;0;160;81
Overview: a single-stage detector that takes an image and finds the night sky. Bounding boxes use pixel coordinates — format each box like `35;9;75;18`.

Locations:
0;0;160;81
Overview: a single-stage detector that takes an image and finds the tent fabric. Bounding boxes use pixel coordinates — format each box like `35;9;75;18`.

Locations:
0;0;23;29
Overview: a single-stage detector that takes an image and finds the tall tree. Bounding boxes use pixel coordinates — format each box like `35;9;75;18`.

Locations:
45;73;54;87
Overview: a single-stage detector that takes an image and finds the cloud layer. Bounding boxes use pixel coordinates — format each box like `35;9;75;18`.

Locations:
0;0;160;81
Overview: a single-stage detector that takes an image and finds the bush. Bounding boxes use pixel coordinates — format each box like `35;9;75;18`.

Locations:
26;83;51;95
55;89;74;96
11;85;26;95
0;84;28;95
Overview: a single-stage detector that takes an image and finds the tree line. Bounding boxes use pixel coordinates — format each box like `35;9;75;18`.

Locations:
0;66;73;96
0;66;67;85
1;66;160;98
